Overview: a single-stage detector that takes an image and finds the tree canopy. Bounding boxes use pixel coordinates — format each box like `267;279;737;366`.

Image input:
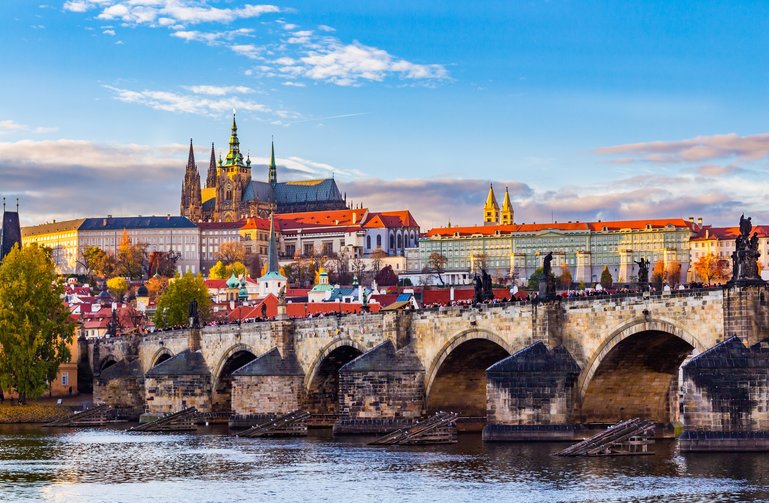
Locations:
216;241;246;265
600;266;613;289
154;273;211;328
693;253;731;284
375;265;398;286
0;245;74;401
423;252;448;286
209;260;247;280
106;277;129;299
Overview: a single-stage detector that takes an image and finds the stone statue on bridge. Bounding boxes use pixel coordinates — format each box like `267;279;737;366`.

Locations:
635;258;650;287
481;269;493;301
731;214;764;286
188;298;200;329
473;274;483;305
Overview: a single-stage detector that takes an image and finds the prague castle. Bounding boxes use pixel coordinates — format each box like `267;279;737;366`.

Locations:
181;114;347;222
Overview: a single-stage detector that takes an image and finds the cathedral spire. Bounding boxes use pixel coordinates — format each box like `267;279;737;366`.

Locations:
186;138;195;170
483;183;500;225
225;112;243;167
180;139;202;221
268;139;277;186
500;186;514;225
206;142;217;188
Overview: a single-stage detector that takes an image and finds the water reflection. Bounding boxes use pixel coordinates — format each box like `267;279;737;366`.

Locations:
1;425;769;502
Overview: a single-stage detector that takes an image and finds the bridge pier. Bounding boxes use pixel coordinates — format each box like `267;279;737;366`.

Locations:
231;348;305;420
680;336;769;451
144;349;213;415
483;342;580;441
333;341;425;434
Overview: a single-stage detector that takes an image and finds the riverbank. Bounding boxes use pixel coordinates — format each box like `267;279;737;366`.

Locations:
0;394;93;423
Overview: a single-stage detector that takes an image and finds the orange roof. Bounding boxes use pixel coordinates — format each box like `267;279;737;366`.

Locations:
364;210;419;229
692;225;769;241
240;216;273;231
427;218;693;237
275;208;368;230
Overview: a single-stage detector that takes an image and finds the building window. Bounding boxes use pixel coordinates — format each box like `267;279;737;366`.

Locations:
397;234;402;249
323;242;334;255
304;243;314;256
285;245;295;257
376;235;382;248
390;234;395;249
367;235;371;249
61;372;69;386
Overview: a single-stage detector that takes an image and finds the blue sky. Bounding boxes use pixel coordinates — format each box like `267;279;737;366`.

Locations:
2;1;769;228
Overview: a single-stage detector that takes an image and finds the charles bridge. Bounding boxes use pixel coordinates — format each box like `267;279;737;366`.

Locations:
87;285;769;450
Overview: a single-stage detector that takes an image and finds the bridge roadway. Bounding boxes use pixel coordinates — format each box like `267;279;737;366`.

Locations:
89;287;767;439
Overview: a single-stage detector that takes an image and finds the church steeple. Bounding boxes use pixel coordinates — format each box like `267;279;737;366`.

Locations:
206;142;217;188
268;140;277;186
180;139;202;221
265;212;280;274
225;112;244;169
500;187;514;225
483;183;500;225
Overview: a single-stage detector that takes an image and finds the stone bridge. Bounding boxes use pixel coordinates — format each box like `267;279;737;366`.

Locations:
88;286;769;444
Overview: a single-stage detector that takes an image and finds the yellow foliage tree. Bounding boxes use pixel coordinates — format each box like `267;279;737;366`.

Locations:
106;277;129;299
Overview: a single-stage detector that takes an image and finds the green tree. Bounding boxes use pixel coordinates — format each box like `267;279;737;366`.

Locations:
154;273;212;329
527;267;544;290
0;245;74;401
106;277;129;299
600;266;613;289
78;245;107;279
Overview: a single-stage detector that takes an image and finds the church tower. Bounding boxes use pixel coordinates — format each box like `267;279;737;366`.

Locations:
483;183;500;225
268;140;277;186
180;139;202;221
223;113;251;188
205;142;217;188
500;187;514;225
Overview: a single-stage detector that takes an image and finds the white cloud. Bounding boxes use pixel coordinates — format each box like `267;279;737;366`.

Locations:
230;44;261;59
103;28;116;35
103;85;275;117
182;85;254;96
172;27;253;45
596;133;769;164
87;1;280;26
317;24;334;32
0;119;57;134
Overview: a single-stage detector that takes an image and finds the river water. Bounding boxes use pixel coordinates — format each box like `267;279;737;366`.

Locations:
1;425;768;502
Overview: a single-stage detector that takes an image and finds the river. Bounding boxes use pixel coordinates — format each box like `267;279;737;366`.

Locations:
1;425;768;502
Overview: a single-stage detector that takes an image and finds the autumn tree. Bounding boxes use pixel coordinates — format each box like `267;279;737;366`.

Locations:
652;260;666;291
375;265;398;286
154;273;211;328
115;230;147;279
78;245;108;279
106;277;129;299
600;266;613;289
248;254;262;280
209;260;246;280
147;250;181;277
0;245;74;401
559;264;573;289
369;248;387;277
693;253;731;284
216;241;246;265
667;260;682;287
145;274;168;300
423;252;448;286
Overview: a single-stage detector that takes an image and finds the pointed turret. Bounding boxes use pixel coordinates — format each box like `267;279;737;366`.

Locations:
206;142;217;188
266;212;280;274
268;140;277;186
224;112;244;169
483;183;500;225
500;186;514;225
180;139;202;221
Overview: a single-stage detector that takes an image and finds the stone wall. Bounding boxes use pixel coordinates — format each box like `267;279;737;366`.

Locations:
232;375;304;416
93;359;145;419
680;337;769;451
484;342;580;441
723;286;769;346
334;341;425;434
145;375;212;414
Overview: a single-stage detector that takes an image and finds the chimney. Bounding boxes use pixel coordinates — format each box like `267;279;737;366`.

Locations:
697;217;703;227
352;212;357;224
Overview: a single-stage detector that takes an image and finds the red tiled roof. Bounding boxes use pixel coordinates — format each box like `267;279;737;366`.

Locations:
205;279;228;289
427;218;693;237
240;216;273;231
275;208;368;230
224;294;380;321
692;225;769;241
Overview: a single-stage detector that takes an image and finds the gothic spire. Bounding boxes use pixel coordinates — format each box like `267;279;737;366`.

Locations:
266;212;280;274
206;142;217;188
483;183;500;225
225;112;243;167
186;138;195;171
268;139;277;186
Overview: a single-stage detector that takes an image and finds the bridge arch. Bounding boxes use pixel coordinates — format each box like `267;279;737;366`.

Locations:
149;348;173;369
99;355;118;373
578;317;703;425
425;329;511;418
304;338;366;421
212;343;258;413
